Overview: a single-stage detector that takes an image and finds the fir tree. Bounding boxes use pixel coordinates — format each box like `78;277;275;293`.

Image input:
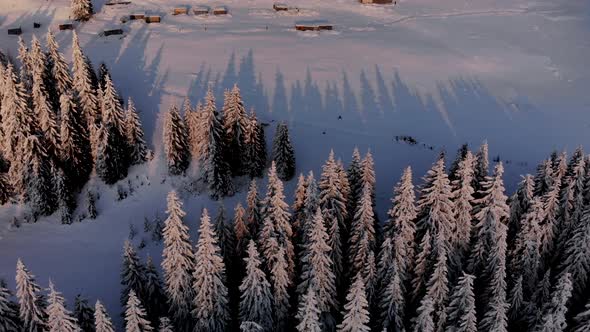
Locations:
507;175;534;246
271;122;295;181
223;85;249;176
59;91;93;189
337;273;370;332
163;105;190;175
239;241;273;332
448;143;469;182
158;318;173;332
246;180;262;239
349;184;376;279
412;296;435;332
449;150;475;267
120;240;146;309
71;0;93;21
233;203;250;260
199;89;234;199
161;191;194;331
558;206;590;302
296;287;322;332
346;147;363;226
473;141;489;194
125;98;148;165
22;135;55;219
445;272;477;332
573;300;590;332
192;209;230;332
15;259;46;332
124;290;153;332
0;280;21;332
0;173;12;205
508;276;525;329
297;208;338;330
270;246;291;331
87;190;97;219
55;167;75;225
533;159;554;197
46;281;80;332
534;272;572;332
426;244;449;331
72;32;98;129
96;74;129;184
143;257;166;325
244;109;267;178
46;31;72;98
379;257;405;332
93;301;114;332
292;173;308;245
73;295;94;332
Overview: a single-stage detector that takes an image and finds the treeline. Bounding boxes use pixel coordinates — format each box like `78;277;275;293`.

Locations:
163;85;295;199
0;32;149;222
4;142;590;332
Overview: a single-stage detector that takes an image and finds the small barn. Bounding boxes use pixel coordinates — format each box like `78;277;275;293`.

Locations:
173;7;189;15
273;3;288;11
145;15;161;23
129;12;145;20
295;20;332;31
213;6;228;15
103;28;124;36
193;6;209;15
359;0;394;4
8;27;22;35
58;22;74;30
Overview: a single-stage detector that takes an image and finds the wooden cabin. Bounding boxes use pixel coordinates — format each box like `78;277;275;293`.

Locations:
213;6;228;15
359;0;394;3
7;27;22;35
58;23;74;30
273;3;288;11
193;6;209;15
103;28;124;36
295;20;332;31
173;7;189;15
129;12;145;20
145;15;161;23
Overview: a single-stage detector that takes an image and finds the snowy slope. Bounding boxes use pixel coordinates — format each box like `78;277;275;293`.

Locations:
0;0;589;326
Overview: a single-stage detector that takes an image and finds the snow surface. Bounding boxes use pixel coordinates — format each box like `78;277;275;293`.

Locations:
1;0;589;327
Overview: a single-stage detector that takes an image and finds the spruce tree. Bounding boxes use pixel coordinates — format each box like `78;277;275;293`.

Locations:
296;287;322;332
73;295;94;332
573;300;590;332
507;174;534;246
93;301;114;332
71;0;93;21
412;296;435;332
445;272;477;332
534;272;572;332
337;273;370;332
0;173;11;206
96;74;129;184
239;241;273;332
379;256;405;332
55;167;75;224
199;89;234;199
292;173;308;246
143;257;166;325
233;203;250;260
271;122;295;181
448;143;469;182
59;91;92;189
270;246;291;331
120;240;146;309
15;259;46;332
346;147;363;225
243;109;266;178
125;98;148;165
349;184;376;279
163;105;190;175
297;208;338;330
473;141;489;194
450;150;475;269
0;280;21;332
192;209;230;332
46;281;80;332
223;85;249;176
72;31;98;129
558;206;590;303
161;191;194;331
158;318;173;332
22;135;55;219
46;31;72;98
246;180;262;239
533;159;554;197
124;291;153;332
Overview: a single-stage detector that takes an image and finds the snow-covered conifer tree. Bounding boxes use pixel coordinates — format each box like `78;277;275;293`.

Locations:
192;209;230;332
0;279;21;332
161;191;194;330
125;98;148;165
534;272;572;332
271;122;295;181
233;203;250;260
239;241;273;331
297;208;337;330
73;295;93;332
448;144;469;182
15;259;46;332
450;151;475;267
120;240;146;308
199;89;234;199
55;167;74;224
444;272;476;332
94;301;114;332
17;37;32;89
71;0;93;21
473;141;489;193
124;290;152;332
59;92;92;189
533;159;554;197
292;173;307;244
337;273;370;332
426;245;449;331
270;246;291;331
0;173;11;206
349;184;376;279
573;300;590;332
346;147;363;224
157;318;173;332
558;206;590;303
143;256;166;325
379;255;405;332
243;109;266;178
72;32;98;128
223;85;249;176
246;180;262;238
46;31;72;98
412;296;435;332
47;281;80;332
22;135;55;219
296;287;321;332
163;105;190;175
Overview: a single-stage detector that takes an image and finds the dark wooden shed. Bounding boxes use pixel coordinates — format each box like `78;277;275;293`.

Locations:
173;7;189;15
8;27;22;35
213;6;228;15
103;28;124;36
273;3;288;11
295;20;333;31
59;23;74;30
33;22;41;28
193;6;209;15
129;12;145;20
